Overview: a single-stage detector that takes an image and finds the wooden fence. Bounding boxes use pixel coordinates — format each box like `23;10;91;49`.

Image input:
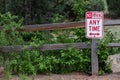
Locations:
0;19;120;75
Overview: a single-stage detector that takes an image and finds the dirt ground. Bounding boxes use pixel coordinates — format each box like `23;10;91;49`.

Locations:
1;72;120;80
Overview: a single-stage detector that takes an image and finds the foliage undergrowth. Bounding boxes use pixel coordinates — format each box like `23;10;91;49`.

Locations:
0;11;119;79
72;0;104;20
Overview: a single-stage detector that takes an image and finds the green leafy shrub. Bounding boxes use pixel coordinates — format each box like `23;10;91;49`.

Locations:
86;0;104;11
60;47;91;73
72;0;104;20
0;12;24;46
72;0;87;20
98;30;120;75
0;13;118;76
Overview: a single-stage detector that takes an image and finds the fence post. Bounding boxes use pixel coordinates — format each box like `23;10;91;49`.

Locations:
91;39;98;75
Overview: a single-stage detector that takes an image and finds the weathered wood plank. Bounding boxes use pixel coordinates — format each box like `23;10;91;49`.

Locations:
104;19;120;26
0;21;85;31
24;21;85;31
91;39;98;75
0;43;120;53
0;43;91;52
108;43;120;47
40;43;91;51
0;19;120;31
1;45;36;52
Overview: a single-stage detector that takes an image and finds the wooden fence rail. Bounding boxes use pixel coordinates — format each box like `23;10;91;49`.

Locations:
0;43;90;52
0;19;120;31
0;43;120;53
109;43;120;47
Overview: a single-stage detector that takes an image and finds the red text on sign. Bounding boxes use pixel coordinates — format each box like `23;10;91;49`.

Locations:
89;26;100;31
89;19;100;25
92;12;103;18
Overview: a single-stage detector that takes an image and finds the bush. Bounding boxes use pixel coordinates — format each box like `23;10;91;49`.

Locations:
0;12;117;76
86;0;104;11
107;0;120;18
72;0;104;20
0;12;24;46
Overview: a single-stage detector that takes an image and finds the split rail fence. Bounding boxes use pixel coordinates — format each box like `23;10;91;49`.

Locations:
0;19;120;75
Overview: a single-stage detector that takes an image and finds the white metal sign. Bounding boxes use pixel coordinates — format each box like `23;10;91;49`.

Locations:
85;11;104;38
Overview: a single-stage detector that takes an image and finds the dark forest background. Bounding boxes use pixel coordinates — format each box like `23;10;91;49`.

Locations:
0;0;104;24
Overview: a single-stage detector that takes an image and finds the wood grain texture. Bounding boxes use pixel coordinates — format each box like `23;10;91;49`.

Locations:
0;19;120;31
108;43;120;47
104;19;120;26
0;21;85;31
91;39;98;75
0;43;91;52
0;43;120;52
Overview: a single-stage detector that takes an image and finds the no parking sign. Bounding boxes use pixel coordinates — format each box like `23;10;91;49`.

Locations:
85;11;104;39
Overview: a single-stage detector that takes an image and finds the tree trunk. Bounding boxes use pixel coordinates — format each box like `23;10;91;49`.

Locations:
25;0;31;25
4;0;8;12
